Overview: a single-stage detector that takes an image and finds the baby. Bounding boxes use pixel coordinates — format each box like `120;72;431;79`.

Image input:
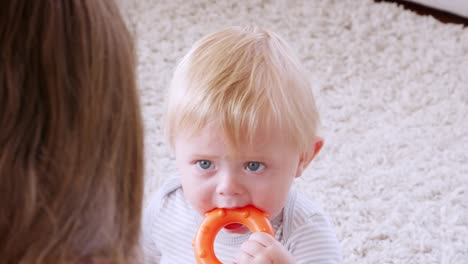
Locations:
142;26;342;263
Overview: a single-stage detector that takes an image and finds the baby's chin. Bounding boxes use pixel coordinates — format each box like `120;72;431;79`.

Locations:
223;223;250;234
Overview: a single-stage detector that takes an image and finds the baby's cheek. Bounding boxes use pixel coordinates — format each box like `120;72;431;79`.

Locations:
262;195;287;219
194;192;214;212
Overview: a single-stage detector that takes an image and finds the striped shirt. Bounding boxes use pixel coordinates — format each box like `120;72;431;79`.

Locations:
141;177;342;263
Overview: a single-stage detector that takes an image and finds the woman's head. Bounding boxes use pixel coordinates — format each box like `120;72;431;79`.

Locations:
0;1;143;263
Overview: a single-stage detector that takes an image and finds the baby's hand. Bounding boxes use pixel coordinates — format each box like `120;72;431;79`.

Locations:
233;232;295;264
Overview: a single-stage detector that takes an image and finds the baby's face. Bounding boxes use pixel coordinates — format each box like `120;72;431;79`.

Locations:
174;123;304;233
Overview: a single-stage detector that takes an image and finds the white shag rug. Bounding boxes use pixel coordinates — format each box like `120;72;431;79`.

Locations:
121;0;468;263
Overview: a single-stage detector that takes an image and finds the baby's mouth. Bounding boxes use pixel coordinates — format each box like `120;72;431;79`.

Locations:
224;223;243;230
223;223;249;234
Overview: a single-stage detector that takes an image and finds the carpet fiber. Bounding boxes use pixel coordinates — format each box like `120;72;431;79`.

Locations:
121;0;468;262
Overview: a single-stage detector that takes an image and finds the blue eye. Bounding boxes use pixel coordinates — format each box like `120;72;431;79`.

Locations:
197;160;213;170
246;162;265;172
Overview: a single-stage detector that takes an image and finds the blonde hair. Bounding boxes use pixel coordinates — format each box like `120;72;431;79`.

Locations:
166;26;319;153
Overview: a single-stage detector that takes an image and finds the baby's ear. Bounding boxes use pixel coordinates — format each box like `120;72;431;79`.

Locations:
295;137;324;178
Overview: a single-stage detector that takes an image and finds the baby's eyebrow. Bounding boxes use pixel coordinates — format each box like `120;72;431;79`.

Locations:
189;153;222;160
238;154;271;161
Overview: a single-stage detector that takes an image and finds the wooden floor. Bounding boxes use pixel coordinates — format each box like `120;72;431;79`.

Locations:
375;0;468;26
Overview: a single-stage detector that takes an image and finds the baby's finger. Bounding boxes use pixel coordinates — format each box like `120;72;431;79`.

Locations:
240;239;265;257
249;231;276;247
234;249;254;264
235;251;272;264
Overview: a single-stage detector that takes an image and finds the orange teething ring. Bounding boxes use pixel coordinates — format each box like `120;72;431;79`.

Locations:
193;205;274;264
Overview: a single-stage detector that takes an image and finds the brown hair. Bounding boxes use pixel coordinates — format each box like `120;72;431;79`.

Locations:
0;1;144;263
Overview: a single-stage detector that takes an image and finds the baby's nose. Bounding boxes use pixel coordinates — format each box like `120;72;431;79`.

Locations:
215;173;243;196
